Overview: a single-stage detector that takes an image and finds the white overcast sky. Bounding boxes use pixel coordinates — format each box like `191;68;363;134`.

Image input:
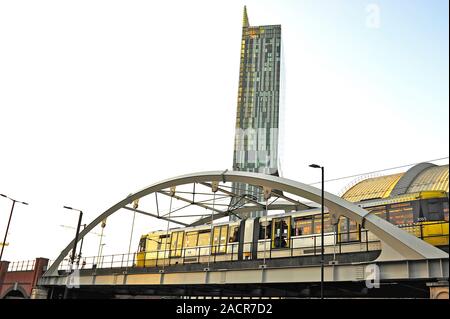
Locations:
0;0;448;262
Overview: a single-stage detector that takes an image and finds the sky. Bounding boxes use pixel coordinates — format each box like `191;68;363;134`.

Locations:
0;0;448;262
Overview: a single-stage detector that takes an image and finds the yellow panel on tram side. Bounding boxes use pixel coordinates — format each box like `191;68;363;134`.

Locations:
136;251;146;267
419;191;448;199
136;235;147;267
136;234;160;267
421;221;449;246
136;252;159;267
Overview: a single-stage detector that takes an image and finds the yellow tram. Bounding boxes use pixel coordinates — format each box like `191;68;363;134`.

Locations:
136;164;448;267
135;191;448;267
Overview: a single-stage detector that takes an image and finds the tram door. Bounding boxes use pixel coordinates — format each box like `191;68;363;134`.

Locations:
170;231;184;257
212;225;228;254
272;217;291;249
338;217;360;243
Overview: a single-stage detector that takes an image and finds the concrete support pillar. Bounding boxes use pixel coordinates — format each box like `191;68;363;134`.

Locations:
29;258;49;299
427;281;449;299
30;287;49;299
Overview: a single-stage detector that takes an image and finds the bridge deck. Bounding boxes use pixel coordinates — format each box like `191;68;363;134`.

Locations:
38;251;448;298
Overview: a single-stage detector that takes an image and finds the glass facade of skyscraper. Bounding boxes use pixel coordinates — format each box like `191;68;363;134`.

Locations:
231;7;282;219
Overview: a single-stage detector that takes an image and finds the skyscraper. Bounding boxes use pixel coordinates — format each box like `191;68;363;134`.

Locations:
231;6;283;219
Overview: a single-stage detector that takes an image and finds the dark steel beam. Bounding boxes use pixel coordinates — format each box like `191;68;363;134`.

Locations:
123;206;188;226
200;182;265;208
158;190;225;216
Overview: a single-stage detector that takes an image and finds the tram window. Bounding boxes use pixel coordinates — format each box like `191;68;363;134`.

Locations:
229;225;239;243
388;203;413;225
338;217;360;242
259;221;272;239
185;231;198;248
444;201;449;221
325;215;332;232
197;231;211;246
158;234;170;251
212;225;228;254
138;237;146;252
293;217;312;236
425;199;445;221
313;215;332;233
339;217;348;232
219;226;228;247
338;217;349;242
170;231;184;257
348;220;359;241
368;206;387;220
296;217;311;236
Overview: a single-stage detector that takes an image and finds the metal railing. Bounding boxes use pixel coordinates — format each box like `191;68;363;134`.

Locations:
55;229;382;272
7;259;36;272
37;220;450;274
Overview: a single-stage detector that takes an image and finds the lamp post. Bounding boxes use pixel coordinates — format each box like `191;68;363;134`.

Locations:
309;164;325;299
0;194;28;261
98;243;106;268
63;206;83;267
62;205;83;299
77;224;87;266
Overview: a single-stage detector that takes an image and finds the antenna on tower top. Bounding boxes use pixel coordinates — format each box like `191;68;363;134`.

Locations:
243;6;250;27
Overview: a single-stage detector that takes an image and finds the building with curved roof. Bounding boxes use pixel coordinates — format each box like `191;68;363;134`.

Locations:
340;163;448;249
342;163;449;203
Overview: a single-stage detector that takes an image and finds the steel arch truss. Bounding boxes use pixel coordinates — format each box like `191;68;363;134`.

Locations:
44;171;448;276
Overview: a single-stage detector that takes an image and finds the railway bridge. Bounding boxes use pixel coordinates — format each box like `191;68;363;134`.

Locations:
35;171;448;298
0;258;48;298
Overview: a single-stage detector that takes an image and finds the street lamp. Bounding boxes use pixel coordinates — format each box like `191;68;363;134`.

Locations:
309;164;325;299
0;194;28;261
62;206;83;299
62;206;83;268
77;224;87;266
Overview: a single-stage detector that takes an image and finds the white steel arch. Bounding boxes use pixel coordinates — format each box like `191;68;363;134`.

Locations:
44;171;448;276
